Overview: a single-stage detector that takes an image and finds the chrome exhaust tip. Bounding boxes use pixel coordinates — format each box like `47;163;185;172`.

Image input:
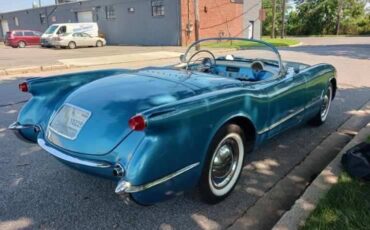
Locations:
113;164;124;177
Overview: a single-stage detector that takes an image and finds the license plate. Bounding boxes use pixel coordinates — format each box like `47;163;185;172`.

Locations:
49;104;91;140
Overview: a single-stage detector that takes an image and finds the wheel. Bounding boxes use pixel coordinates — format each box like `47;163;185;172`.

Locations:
309;82;333;126
18;41;26;48
199;123;246;204
68;42;76;49
96;40;103;47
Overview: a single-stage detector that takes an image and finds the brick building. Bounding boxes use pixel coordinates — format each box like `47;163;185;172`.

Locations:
0;0;261;46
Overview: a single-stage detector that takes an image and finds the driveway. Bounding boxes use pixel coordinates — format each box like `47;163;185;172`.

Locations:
0;37;369;230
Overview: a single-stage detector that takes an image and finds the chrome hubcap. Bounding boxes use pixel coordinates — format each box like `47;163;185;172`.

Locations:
320;87;332;121
211;138;239;189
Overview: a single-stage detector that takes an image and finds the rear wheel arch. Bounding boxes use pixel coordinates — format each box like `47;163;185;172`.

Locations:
96;40;103;47
225;116;256;154
68;41;77;49
18;40;27;48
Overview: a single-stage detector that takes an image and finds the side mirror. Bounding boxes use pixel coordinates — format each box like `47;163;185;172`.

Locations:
180;54;186;63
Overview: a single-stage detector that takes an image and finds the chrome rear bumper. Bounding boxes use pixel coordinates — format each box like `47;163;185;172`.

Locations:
37;138;112;168
8;122;40;142
8;122;40;132
115;162;200;194
10;122;200;195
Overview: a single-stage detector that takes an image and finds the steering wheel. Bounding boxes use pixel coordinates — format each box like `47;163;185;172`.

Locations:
186;50;216;72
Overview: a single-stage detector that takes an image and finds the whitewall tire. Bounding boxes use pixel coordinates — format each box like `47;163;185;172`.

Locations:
199;123;246;204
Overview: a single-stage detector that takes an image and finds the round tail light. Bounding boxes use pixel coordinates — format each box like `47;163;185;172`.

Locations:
129;115;146;131
19;82;29;92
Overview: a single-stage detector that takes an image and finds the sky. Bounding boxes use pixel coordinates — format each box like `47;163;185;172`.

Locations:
0;0;55;13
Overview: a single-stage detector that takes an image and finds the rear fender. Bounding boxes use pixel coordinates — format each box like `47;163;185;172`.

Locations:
17;69;130;142
124;88;262;203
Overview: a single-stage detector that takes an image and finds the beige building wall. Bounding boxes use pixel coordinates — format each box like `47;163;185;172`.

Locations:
244;0;262;39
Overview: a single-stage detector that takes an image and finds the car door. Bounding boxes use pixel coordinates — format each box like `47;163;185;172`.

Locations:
33;31;41;45
265;71;308;138
72;33;83;47
23;31;35;45
81;33;94;46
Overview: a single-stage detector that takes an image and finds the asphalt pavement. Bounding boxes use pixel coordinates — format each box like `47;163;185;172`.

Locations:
0;37;370;230
0;44;184;69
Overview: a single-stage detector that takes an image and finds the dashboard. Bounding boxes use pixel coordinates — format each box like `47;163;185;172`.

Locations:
213;64;274;81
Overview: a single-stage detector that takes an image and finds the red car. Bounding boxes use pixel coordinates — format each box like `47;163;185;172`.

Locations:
4;30;42;48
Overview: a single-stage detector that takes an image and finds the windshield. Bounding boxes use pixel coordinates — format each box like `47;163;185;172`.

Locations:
44;25;59;35
182;38;284;77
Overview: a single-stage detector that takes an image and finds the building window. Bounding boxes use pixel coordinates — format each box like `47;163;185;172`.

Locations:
152;0;165;17
40;14;47;24
14;17;19;27
105;5;116;20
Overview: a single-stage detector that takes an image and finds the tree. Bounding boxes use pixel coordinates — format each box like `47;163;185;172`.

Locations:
284;0;369;35
271;0;277;38
262;0;370;36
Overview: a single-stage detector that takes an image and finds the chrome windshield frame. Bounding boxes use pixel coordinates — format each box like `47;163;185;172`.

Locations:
181;37;285;75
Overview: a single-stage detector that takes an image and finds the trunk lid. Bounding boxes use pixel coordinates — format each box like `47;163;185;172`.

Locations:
46;73;196;155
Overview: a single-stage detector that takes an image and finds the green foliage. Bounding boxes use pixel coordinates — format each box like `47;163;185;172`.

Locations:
262;0;370;36
303;172;370;230
262;0;291;37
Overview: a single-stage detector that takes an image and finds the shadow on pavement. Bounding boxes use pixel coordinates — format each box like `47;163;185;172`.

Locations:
281;44;370;60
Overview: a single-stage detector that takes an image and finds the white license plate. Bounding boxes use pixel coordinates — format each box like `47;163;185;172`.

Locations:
49;104;91;140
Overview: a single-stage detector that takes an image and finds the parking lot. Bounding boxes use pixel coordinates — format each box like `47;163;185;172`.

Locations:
0;43;184;69
1;37;370;229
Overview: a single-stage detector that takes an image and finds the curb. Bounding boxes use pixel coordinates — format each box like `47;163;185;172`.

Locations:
0;55;179;77
273;122;370;230
0;64;70;77
5;66;42;75
229;100;370;230
288;42;303;47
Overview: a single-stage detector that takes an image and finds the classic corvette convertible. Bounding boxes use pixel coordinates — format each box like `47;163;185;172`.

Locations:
9;38;336;205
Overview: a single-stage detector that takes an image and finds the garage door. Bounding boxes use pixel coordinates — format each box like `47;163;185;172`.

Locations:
77;11;93;22
1;20;9;37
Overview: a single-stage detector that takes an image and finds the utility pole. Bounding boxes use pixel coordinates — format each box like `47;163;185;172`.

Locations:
271;0;276;38
336;0;344;35
280;0;286;39
194;0;200;50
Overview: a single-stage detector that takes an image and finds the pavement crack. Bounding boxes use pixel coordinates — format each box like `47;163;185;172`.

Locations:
0;100;28;108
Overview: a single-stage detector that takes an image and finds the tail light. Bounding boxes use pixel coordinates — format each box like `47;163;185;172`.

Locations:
129;115;146;131
19;82;29;92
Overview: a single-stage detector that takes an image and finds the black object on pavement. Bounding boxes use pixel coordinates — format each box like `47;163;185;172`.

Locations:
341;142;370;181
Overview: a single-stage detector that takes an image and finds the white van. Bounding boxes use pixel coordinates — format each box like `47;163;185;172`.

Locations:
41;23;99;47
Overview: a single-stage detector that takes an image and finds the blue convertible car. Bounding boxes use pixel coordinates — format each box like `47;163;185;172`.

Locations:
10;38;336;205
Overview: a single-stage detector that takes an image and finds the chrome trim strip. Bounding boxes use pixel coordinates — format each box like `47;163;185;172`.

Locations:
305;98;322;110
257;107;305;135
37;138;112;168
8;122;40;131
115;162;200;194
